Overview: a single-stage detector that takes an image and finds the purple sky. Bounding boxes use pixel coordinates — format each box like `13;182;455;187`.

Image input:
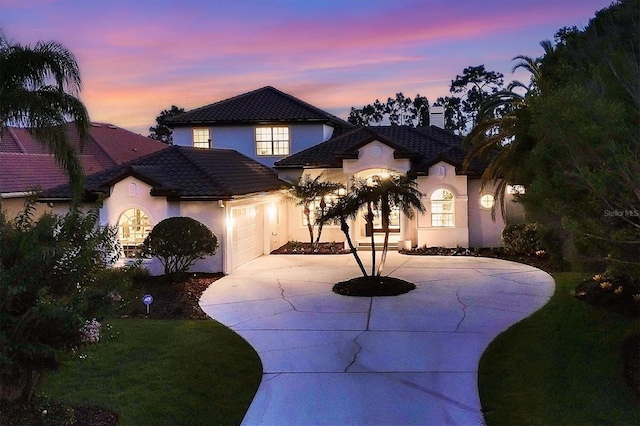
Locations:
1;0;613;135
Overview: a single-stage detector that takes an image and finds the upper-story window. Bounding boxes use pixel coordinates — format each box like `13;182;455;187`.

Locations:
193;128;210;148
480;193;495;209
256;126;289;156
431;188;454;227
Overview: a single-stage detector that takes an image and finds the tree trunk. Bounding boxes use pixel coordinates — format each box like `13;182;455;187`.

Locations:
341;219;367;276
367;202;376;276
378;209;390;276
304;203;314;244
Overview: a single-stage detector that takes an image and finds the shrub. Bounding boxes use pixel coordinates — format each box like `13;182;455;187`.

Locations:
141;217;218;276
501;223;544;256
0;205;120;403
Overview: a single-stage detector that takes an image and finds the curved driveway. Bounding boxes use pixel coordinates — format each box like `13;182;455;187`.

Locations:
200;252;554;425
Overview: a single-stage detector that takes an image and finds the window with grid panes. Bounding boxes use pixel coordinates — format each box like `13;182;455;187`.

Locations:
430;189;455;227
193;128;210;148
256;126;289;156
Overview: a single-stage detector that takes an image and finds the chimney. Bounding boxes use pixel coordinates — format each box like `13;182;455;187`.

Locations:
430;105;445;129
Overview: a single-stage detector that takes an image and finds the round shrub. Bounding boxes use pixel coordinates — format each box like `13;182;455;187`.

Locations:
142;217;218;276
501;223;544;256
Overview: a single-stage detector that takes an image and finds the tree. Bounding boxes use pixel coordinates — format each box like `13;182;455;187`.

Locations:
464;0;640;274
141;217;219;276
321;173;424;277
348;93;430;127
437;65;504;134
285;174;344;250
0;203;120;403
148;105;185;144
320;192;368;277
0;30;90;198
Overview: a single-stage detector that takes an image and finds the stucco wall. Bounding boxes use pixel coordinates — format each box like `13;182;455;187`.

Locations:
416;162;470;248
1;196;53;220
173;123;331;168
468;179;506;247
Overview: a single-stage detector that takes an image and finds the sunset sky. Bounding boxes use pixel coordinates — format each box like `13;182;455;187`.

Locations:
1;0;613;135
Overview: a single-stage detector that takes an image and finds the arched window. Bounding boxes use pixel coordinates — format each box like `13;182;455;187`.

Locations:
431;189;454;227
118;208;152;257
480;194;495;209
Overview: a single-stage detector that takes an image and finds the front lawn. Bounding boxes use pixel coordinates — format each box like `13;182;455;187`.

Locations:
478;272;640;425
39;318;262;426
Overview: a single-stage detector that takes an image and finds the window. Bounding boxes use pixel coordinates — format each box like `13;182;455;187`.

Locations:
193;128;210;148
302;193;342;227
118;208;152;258
256;127;289;156
431;189;454;227
480;194;495;209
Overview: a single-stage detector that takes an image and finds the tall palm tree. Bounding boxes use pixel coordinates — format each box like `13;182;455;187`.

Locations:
463;41;553;218
320;192;368;277
0;30;90;197
370;173;424;276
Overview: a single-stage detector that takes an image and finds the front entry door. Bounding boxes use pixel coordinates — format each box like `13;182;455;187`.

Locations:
365;206;400;236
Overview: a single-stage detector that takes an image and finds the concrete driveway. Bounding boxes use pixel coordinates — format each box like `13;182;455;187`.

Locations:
199;252;555;425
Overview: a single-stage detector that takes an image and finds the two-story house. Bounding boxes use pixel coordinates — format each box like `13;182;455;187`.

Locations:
42;86;521;275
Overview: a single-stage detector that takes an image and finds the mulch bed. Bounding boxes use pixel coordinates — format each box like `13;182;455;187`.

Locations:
271;241;350;255
333;276;415;297
122;272;223;320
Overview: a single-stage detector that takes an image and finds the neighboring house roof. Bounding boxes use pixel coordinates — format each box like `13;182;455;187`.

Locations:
41;145;288;201
165;86;355;129
274;125;486;176
0;123;167;194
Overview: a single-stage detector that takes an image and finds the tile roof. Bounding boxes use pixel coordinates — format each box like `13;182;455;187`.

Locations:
0;123;167;194
42;145;287;200
274;125;486;176
165;86;355;128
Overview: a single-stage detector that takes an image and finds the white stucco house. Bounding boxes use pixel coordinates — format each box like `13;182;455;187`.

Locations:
42;86;521;275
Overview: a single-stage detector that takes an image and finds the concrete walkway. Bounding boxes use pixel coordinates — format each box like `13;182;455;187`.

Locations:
199;252;555;425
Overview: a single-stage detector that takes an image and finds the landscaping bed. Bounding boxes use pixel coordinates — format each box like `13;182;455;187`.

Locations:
271;241;350;255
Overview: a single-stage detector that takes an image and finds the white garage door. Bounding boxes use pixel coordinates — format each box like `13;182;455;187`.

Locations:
231;205;264;269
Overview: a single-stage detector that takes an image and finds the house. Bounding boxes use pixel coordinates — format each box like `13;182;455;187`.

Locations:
40;145;287;274
0;122;167;218
41;86;522;275
166;86;355;168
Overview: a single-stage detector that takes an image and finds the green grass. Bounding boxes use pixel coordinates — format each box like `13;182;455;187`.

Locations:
40;318;262;426
478;272;640;425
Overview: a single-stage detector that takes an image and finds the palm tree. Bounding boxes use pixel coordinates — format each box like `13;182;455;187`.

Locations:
372;173;424;276
320;192;368;276
0;30;90;197
285;174;344;250
326;173;424;277
463;41;553;218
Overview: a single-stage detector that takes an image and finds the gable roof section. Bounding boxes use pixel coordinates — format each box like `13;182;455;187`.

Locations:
166;86;355;129
42;146;287;201
274;125;486;176
0;123;167;194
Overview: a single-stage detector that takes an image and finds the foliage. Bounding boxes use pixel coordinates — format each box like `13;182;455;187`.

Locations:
464;0;639;277
148;105;185;144
436;65;504;134
348;92;430;127
39;318;262;426
0;30;90;198
479;272;640;425
321;172;424;277
141;216;218;276
0;204;120;403
501;223;544;256
285;174;344;249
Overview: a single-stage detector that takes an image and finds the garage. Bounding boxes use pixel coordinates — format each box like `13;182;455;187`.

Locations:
231;205;265;269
